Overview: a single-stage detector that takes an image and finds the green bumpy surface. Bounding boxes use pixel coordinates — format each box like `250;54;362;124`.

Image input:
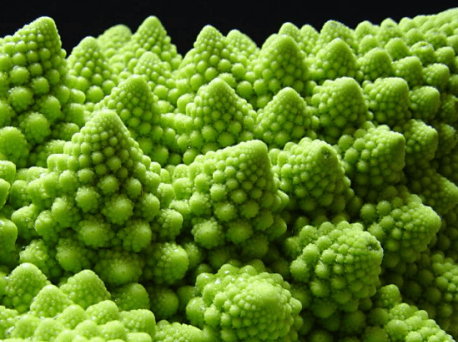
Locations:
338;123;406;201
186;263;302;342
288;221;383;318
93;75;172;165
0;16;86;168
361;186;442;267
2;7;458;342
254;86;315;148
171;140;288;257
66;36;118;105
270;137;352;213
246;34;310;109
173;77;256;164
0;265;157;342
310;76;370;143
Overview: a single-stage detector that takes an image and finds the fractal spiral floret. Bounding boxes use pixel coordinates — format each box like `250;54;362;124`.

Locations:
1;7;458;342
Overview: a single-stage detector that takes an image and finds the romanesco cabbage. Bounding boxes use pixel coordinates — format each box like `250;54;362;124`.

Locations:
1;7;458;342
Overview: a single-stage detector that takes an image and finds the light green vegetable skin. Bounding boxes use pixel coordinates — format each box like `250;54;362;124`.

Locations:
2;7;458;342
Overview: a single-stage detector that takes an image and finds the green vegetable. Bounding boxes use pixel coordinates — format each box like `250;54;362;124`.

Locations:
1;7;458;342
187;263;302;341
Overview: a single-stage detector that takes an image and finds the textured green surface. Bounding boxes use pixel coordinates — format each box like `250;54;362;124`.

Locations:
1;8;458;342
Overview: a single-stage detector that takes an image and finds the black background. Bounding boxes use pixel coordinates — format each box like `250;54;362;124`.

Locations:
0;2;456;56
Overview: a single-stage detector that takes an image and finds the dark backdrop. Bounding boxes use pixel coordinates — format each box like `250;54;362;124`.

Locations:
0;2;456;55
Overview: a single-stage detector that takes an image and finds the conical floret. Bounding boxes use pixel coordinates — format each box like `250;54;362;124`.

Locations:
174;77;256;164
172;140;288;257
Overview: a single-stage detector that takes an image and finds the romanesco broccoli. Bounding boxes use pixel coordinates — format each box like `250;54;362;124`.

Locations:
1;7;458;342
